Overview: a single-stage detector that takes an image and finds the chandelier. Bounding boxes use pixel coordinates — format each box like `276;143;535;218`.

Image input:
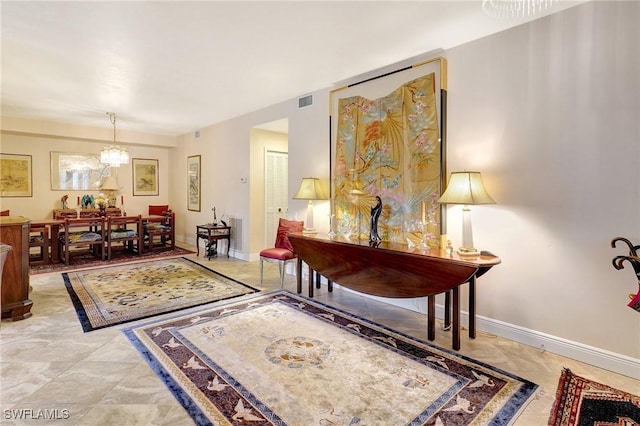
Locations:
100;112;129;167
482;0;557;17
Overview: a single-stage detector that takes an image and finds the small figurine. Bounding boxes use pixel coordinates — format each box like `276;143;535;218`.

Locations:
61;194;69;209
212;206;217;226
446;240;454;257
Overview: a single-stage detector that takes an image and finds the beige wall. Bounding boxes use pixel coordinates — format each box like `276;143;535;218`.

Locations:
0;120;174;219
172;93;330;259
442;1;639;366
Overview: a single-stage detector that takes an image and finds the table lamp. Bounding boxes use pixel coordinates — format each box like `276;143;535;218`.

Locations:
293;177;328;234
101;175;120;208
438;171;495;255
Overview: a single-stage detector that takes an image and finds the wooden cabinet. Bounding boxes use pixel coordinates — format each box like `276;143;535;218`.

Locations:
144;212;175;252
0;217;32;320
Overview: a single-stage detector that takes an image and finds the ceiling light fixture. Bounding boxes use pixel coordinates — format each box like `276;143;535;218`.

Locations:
100;112;129;168
482;0;556;17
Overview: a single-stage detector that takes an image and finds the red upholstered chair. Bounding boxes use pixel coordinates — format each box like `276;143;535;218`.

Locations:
0;210;10;216
148;205;170;216
259;218;304;288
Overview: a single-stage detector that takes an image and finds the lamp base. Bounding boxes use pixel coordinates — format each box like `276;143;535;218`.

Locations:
302;227;317;234
457;247;479;256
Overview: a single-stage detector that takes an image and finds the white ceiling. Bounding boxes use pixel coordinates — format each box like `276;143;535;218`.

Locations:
1;1;585;137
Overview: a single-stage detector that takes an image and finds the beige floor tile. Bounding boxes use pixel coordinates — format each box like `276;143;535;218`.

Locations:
1;246;638;425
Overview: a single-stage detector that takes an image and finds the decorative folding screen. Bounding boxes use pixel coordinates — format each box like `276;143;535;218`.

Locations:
330;58;447;245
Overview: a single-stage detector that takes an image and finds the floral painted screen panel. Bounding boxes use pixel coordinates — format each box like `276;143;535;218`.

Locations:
331;58;446;245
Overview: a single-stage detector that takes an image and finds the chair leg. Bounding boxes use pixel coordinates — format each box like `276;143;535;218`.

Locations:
260;258;264;283
278;261;285;288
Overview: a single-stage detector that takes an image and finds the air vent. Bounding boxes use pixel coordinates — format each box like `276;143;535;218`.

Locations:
229;217;243;251
195;130;201;138
298;95;313;108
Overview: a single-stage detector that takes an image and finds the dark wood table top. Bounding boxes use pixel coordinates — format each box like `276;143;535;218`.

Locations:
288;232;500;298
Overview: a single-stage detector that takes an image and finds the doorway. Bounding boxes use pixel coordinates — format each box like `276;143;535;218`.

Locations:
265;149;288;245
249;118;289;254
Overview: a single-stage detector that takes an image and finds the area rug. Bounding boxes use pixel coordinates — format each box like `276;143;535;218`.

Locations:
30;246;195;275
549;368;640;425
63;257;259;332
124;290;539;425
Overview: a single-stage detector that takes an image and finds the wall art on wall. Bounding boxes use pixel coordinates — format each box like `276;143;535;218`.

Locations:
50;151;110;191
132;158;159;196
330;57;447;245
0;153;32;197
187;155;201;211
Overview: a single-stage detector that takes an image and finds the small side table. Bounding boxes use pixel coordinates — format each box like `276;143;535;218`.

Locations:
196;225;231;259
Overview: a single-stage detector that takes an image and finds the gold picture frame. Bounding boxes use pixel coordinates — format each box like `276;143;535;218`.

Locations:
132;158;159;196
187;155;201;211
0;153;32;197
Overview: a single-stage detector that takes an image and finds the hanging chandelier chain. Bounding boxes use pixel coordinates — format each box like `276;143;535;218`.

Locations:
107;112;117;143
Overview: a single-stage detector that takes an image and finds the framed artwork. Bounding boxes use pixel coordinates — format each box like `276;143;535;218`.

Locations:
132;158;159;196
0;153;32;197
50;151;109;191
187;155;201;211
329;57;447;244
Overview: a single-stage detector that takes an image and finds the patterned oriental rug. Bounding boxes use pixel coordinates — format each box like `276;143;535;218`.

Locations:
63;257;259;332
549;368;640;425
124;291;539;425
30;246;195;275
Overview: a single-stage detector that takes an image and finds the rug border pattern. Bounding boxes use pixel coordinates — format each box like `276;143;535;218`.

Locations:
63;257;260;332
124;290;539;426
30;246;196;275
549;367;640;425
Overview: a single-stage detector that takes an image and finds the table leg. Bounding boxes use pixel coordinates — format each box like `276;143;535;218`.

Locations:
315;271;321;289
469;275;476;339
453;286;460;350
427;295;435;341
50;224;60;263
226;236;230;257
444;291;451;331
308;267;314;298
328;280;333;292
296;258;302;294
196;234;200;256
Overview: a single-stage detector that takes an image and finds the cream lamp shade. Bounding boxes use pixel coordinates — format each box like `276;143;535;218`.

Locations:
438;171;495;254
101;175;119;191
293;177;328;234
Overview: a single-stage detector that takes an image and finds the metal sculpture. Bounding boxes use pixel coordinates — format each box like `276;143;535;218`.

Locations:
611;236;640;312
369;196;382;244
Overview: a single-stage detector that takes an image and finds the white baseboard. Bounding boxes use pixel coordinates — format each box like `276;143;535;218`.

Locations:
331;284;640;379
471;310;640;380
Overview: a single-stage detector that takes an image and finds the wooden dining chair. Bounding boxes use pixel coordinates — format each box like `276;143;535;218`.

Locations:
59;218;106;265
106;215;143;260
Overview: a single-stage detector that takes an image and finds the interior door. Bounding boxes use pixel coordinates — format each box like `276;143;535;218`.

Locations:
265;150;288;246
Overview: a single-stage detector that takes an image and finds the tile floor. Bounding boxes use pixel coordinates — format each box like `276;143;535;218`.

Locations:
1;247;638;425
